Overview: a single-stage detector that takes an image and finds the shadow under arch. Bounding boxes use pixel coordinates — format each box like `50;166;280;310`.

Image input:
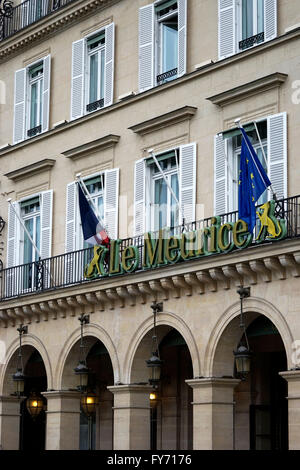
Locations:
55;322;120;390
0;334;53;395
124;311;201;384
204;296;294;377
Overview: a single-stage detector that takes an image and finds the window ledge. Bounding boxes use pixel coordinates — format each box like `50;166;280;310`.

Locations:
128;105;197;136
206;72;288;107
61;134;120;160
4;158;56;182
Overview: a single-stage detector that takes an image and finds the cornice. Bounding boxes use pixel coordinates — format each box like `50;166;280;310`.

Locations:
0;0;121;62
128;106;197;136
62;134;120;160
207;72;288;107
4;158;56;181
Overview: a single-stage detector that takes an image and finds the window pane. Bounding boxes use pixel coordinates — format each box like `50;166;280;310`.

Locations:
162;21;178;73
257;146;268;205
35;216;40;261
24;219;33;264
257;0;264;34
154;178;168;230
30;82;38;128
89;53;98;103
242;0;254;39
100;49;105;100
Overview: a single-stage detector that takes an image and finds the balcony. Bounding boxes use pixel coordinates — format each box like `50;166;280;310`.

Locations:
0;195;300;301
0;0;76;41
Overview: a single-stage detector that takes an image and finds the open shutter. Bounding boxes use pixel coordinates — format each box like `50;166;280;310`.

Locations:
179;143;196;224
6;202;19;297
42;54;51;133
139;4;154;92
267;113;287;200
71;39;85;120
104;168;119;239
65;182;77;253
214;134;228;215
218;0;236;60
13;68;26;144
178;0;187;77
134;159;146;236
104;22;115;107
264;0;277;42
40;190;53;259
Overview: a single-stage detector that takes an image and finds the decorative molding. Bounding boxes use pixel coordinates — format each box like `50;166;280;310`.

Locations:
128;106;197;136
4;158;56;181
62;134;120;160
207;72;288;107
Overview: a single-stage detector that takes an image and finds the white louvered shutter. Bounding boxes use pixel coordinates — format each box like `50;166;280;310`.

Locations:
267;113;287;200
104;23;115;107
13;68;26;144
104;169;119;240
40;190;53;259
65;182;77;252
264;0;277;42
7;202;18;268
218;0;236;60
178;0;187;77
42;54;51;133
214;134;228;215
71;39;85;120
134;159;146;236
179;143;196;224
139;4;154;92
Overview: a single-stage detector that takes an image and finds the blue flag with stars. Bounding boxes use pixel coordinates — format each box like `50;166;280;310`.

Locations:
238;127;272;233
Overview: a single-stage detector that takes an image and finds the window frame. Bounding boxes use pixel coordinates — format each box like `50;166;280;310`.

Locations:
85;30;106;112
27;62;43;134
155;1;179;85
237;0;265;51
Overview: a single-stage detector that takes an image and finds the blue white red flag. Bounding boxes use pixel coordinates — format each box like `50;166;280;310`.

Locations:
77;182;109;246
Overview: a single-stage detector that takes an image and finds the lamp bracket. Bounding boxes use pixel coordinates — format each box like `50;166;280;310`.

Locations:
17;325;28;335
78;314;90;325
151;302;163;314
237;286;250;300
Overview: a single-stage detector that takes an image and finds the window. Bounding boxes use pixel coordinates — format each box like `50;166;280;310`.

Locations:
28;63;43;137
138;0;186;92
147;151;180;231
134;144;196;236
214;113;287;216
71;23;115;120
20;197;41;290
65;169;119;254
13;55;51;144
239;0;265;50
218;0;277;59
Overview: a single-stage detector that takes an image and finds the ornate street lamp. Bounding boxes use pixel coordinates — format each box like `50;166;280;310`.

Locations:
26;391;44;420
81;391;99;417
233;286;252;380
74;314;90;392
12;324;27;397
146;302;163;388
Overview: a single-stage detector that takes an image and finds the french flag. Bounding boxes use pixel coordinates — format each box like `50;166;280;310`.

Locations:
77;183;109;246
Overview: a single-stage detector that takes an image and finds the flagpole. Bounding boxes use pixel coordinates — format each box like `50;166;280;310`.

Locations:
235;119;276;200
76;174;107;230
7;199;56;287
150;152;184;228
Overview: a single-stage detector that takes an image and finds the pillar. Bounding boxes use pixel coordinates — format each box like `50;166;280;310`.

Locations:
0;396;23;450
186;377;240;450
42;390;81;450
108;384;152;450
280;370;300;450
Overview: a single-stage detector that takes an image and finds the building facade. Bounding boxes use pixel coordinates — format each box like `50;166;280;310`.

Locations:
0;0;300;450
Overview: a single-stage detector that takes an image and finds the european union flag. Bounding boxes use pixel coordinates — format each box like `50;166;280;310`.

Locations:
238;127;271;232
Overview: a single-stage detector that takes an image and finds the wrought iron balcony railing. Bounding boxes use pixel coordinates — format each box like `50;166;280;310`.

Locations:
0;195;300;301
239;32;265;51
0;0;76;41
157;67;178;84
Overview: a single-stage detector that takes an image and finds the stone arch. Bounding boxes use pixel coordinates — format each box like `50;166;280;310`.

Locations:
0;334;53;395
204;296;293;377
55;322;120;389
124;311;201;383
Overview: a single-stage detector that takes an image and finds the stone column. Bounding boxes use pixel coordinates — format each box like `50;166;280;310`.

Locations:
108;384;153;450
186;377;240;450
42;390;81;450
0;396;23;450
279;370;300;450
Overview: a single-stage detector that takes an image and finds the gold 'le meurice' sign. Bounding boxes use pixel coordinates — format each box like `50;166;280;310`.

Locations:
84;200;286;280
